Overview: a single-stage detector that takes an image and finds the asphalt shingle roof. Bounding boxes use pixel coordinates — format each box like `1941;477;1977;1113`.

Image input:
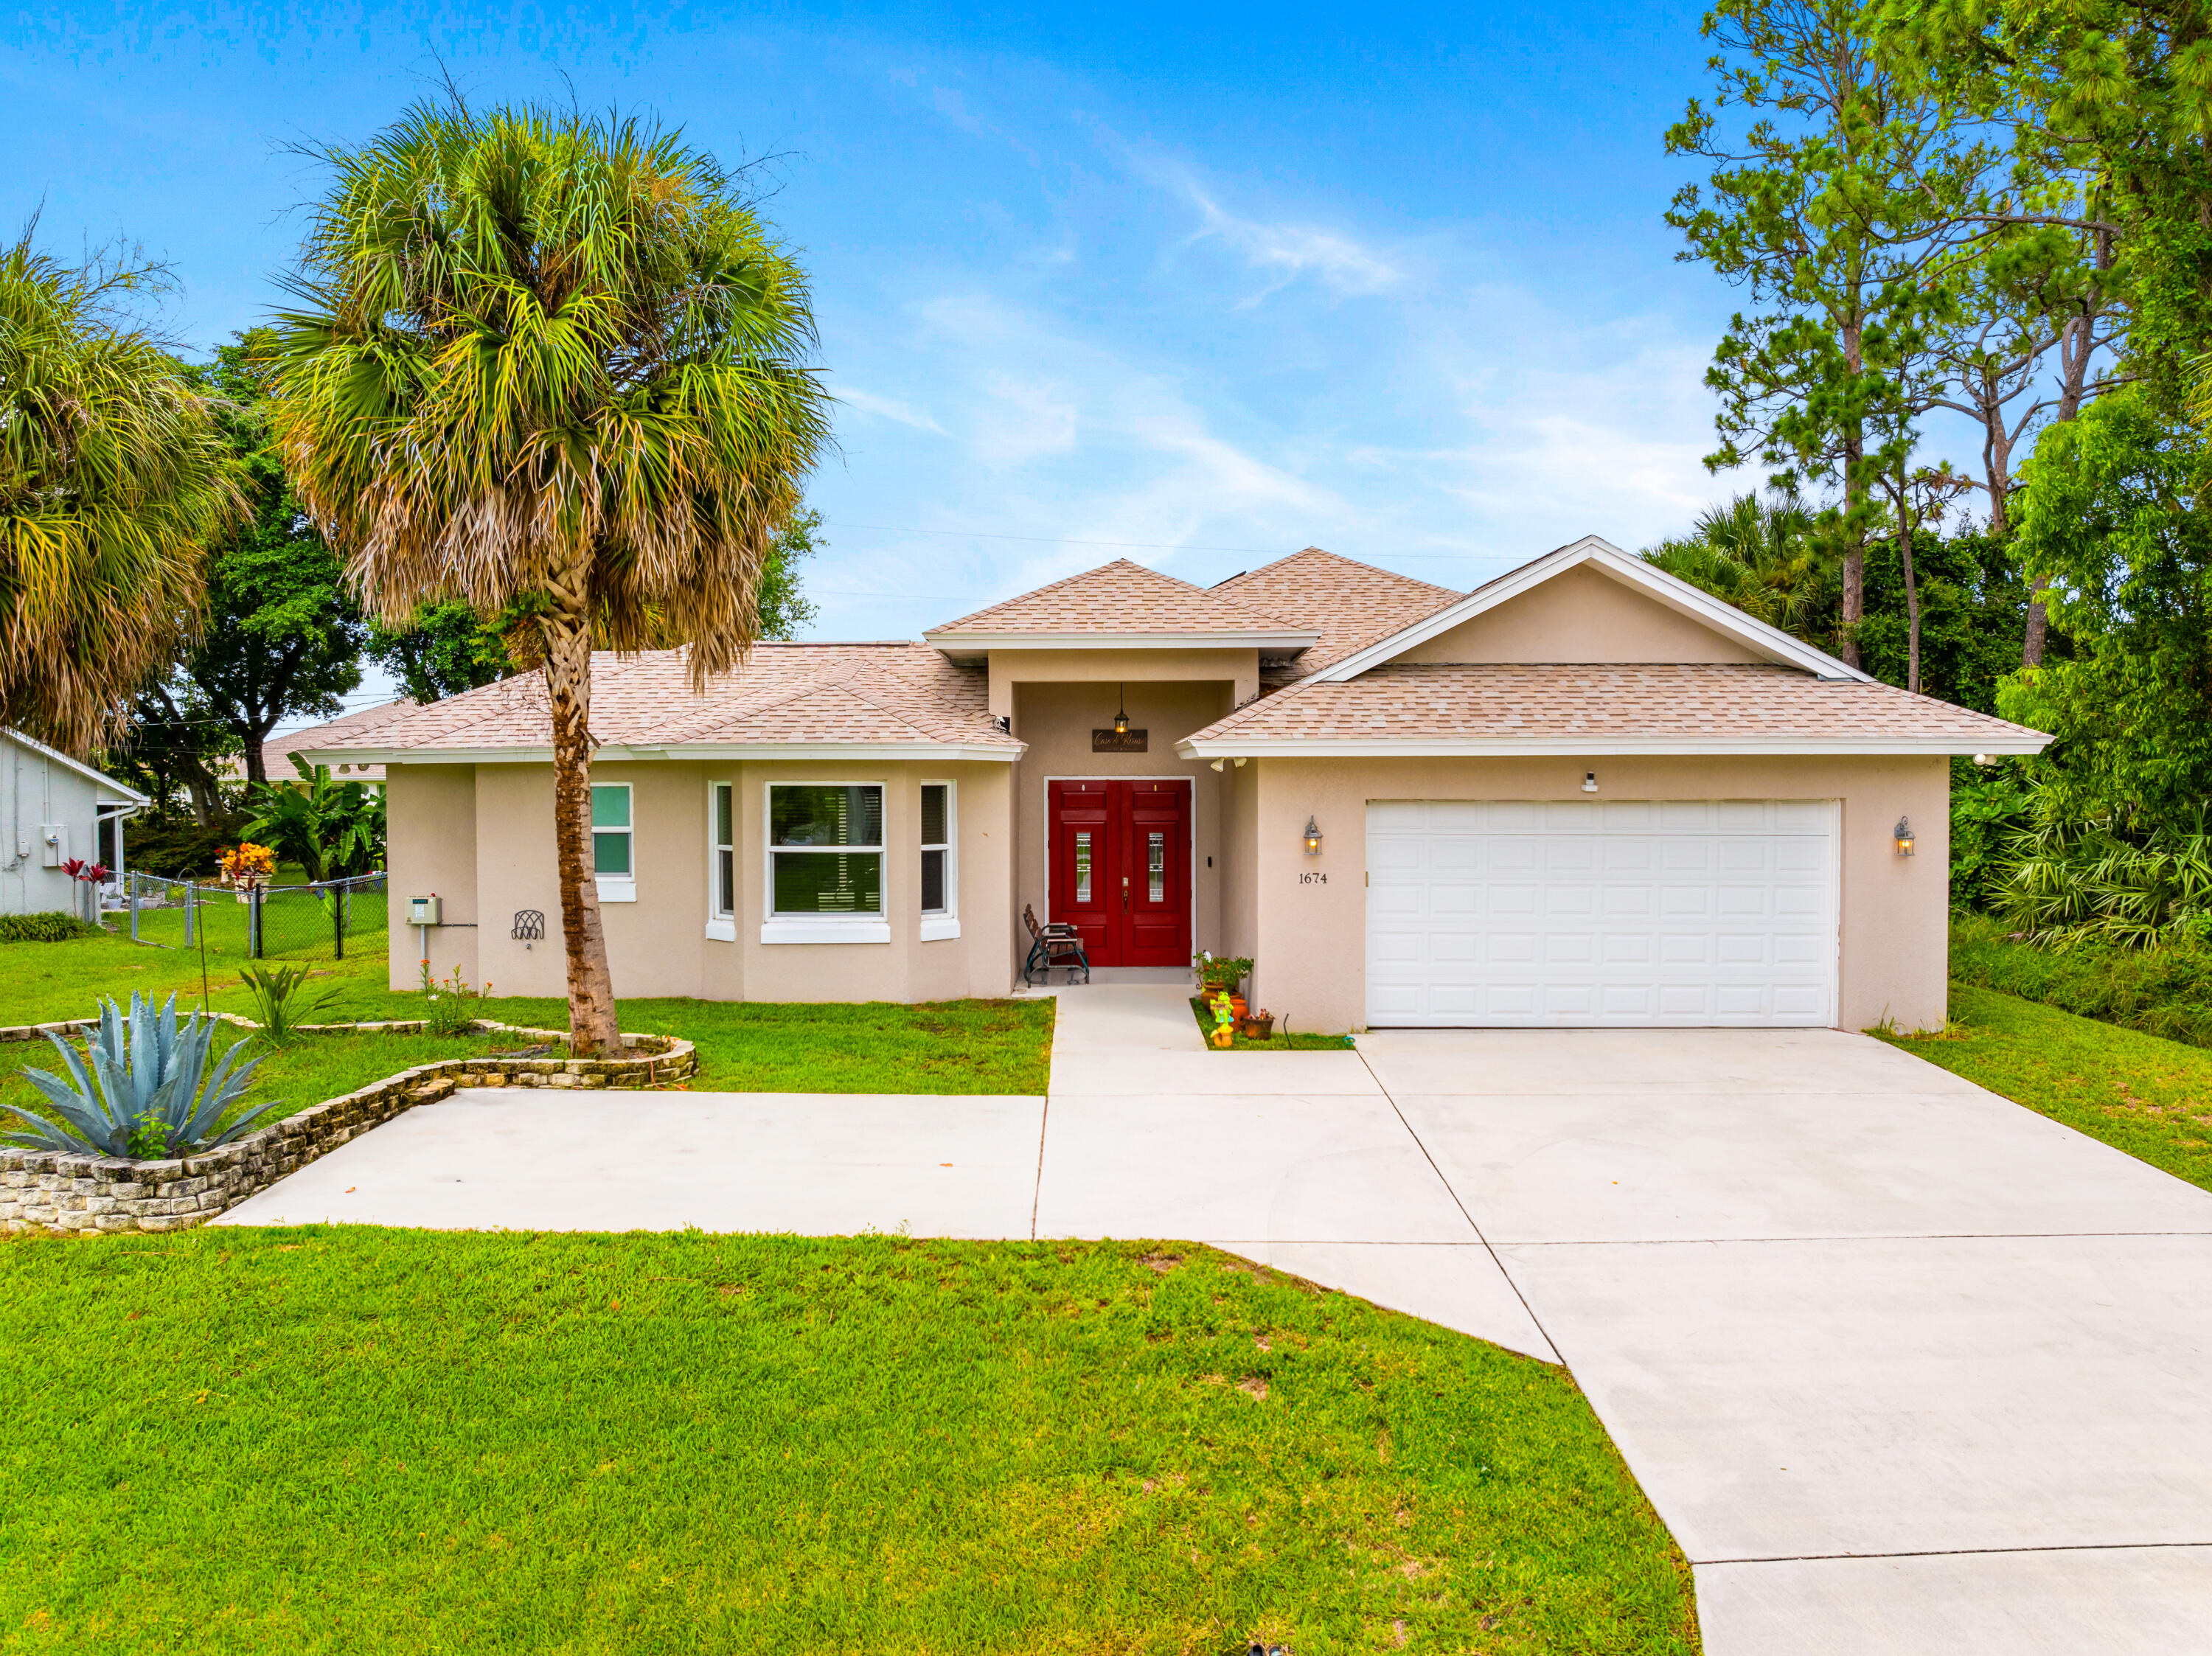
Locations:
926;557;1312;639
1180;662;2048;748
296;644;1018;756
1214;547;1464;679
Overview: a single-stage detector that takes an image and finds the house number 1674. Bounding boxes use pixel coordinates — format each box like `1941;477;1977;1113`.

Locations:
1299;872;1329;885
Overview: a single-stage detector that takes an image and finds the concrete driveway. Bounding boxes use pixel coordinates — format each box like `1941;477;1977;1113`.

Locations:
221;986;2212;1653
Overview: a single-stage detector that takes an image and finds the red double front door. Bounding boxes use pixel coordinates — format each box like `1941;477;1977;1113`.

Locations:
1048;779;1192;967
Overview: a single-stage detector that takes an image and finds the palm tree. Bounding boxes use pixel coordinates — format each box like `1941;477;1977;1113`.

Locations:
1644;491;1829;639
0;233;237;754
268;102;832;1053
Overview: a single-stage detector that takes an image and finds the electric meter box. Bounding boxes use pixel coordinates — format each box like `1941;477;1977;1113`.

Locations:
407;894;442;926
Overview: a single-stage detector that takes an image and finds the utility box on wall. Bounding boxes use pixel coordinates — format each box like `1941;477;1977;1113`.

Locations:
39;826;66;868
406;894;442;926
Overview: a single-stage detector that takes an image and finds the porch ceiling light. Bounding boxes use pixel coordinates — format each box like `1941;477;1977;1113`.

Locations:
1894;815;1916;857
1302;815;1323;855
1113;683;1130;737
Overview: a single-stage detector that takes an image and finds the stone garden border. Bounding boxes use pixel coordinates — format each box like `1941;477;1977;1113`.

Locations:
0;1016;695;1236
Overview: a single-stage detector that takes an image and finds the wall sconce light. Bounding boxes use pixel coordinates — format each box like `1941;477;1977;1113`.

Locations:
1894;816;1916;857
1113;683;1130;737
1582;771;1599;793
1302;816;1324;855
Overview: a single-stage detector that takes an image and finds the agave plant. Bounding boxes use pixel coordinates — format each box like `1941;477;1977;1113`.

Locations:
5;992;273;1160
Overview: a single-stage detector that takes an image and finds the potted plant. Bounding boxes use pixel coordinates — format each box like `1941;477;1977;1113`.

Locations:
1192;950;1255;1016
217;841;277;902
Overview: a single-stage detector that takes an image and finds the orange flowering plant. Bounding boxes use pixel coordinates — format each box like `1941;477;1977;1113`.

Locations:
217;842;277;886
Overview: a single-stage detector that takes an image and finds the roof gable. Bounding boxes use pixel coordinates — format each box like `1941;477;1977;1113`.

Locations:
1315;535;1871;683
924;557;1317;653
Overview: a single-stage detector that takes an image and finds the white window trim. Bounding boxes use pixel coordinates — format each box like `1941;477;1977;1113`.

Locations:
706;779;736;942
592;782;636;903
762;780;889;945
919;779;959;941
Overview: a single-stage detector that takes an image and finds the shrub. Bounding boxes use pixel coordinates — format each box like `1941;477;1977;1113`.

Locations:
0;911;97;942
4;992;274;1159
237;963;341;1045
1989;796;2212;947
1951;913;2212;1048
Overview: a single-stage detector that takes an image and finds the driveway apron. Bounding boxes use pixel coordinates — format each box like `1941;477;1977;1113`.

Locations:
221;985;2212;1650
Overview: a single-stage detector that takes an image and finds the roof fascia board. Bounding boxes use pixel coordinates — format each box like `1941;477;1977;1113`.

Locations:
1177;734;2050;759
299;741;1027;765
1;726;151;802
1312;536;1874;684
925;629;1318;653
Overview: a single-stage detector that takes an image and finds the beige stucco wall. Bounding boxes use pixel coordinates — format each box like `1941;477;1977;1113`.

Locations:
384;765;479;989
1220;756;1259;964
1243;754;1951;1035
383;758;1015;1003
1402;564;1768;664
1009;679;1234;958
987;647;1260;720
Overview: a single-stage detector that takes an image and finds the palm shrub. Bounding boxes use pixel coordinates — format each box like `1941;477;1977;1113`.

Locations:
5;992;272;1159
1994;799;2212;947
267;102;832;1053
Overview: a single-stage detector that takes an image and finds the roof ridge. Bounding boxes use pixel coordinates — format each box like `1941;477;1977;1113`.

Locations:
928;556;1307;635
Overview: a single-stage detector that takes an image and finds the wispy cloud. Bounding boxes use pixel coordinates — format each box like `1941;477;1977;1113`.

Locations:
834;384;947;435
1179;178;1403;301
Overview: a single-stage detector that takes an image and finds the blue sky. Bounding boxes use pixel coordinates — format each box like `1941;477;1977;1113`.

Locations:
13;0;1772;704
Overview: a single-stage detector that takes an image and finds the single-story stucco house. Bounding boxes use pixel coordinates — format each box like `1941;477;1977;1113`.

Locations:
302;536;2048;1032
0;728;147;917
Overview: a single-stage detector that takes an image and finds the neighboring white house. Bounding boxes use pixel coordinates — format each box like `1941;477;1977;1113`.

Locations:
0;728;149;918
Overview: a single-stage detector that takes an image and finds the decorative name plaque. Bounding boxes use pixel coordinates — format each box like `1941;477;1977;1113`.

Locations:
1091;728;1149;753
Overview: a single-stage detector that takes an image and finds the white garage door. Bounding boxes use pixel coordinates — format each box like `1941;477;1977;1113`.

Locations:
1366;800;1838;1027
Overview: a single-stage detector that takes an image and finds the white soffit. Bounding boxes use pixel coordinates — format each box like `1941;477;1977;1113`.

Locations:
1314;535;1874;684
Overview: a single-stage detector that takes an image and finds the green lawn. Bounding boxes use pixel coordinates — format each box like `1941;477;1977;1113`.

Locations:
0;1229;1699;1655
0;1027;530;1144
1189;995;1354;1051
1876;982;2212;1194
0;937;1056;1095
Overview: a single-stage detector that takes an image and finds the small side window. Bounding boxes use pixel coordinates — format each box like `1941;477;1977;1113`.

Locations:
591;783;636;901
710;782;735;919
921;783;952;916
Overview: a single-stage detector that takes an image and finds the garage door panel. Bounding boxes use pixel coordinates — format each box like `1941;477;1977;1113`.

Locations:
1367;799;1837;1028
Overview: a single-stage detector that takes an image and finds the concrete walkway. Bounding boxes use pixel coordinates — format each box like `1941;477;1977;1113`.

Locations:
220;982;2212;1653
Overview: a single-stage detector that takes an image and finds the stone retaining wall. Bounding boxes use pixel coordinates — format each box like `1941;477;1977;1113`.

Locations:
0;1018;695;1236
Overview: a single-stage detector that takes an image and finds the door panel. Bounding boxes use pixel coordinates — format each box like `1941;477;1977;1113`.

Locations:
1048;781;1114;963
1124;781;1192;967
1048;779;1192;968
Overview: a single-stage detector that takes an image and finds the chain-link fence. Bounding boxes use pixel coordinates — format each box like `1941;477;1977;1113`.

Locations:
122;871;389;964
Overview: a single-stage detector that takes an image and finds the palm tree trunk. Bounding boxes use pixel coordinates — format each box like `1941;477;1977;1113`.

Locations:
543;579;622;1057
